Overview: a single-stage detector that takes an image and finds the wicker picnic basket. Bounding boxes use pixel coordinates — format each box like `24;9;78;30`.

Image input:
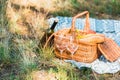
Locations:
44;11;105;63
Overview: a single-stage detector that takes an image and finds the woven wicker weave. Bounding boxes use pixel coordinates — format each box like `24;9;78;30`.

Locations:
98;37;120;62
44;11;105;63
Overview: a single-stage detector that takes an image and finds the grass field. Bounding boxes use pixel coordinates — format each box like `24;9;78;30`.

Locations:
0;0;120;80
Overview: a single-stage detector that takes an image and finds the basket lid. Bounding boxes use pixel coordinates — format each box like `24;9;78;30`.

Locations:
98;37;120;62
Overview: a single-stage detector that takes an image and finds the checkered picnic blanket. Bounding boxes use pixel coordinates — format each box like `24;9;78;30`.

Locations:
48;17;120;74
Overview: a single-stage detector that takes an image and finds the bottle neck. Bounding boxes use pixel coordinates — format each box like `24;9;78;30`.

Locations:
50;19;58;30
47;29;54;34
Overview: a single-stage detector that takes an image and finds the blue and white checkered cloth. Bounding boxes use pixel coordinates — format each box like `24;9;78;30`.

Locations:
48;16;120;74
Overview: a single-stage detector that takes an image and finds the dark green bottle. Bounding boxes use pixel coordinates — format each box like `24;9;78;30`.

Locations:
39;19;58;47
47;19;58;36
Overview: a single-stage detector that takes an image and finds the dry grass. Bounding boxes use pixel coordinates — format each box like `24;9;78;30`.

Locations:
9;0;72;12
31;70;56;80
6;0;48;38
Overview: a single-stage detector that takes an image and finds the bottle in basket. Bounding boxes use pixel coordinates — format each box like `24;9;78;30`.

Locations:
39;19;58;47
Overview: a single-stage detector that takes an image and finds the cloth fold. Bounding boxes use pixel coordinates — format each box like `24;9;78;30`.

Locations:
64;56;120;74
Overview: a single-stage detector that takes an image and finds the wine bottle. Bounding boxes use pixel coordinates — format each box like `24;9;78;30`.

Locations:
39;19;58;47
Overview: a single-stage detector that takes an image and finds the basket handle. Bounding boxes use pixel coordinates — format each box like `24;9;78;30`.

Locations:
43;33;55;49
71;11;90;32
